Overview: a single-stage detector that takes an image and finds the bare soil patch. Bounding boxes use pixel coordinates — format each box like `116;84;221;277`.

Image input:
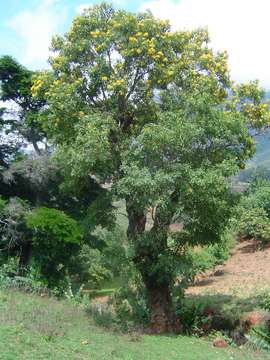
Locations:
187;239;270;297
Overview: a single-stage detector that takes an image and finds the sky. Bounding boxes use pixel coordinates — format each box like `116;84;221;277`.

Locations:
1;0;270;88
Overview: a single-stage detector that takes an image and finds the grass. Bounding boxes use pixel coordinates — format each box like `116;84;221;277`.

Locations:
0;289;267;360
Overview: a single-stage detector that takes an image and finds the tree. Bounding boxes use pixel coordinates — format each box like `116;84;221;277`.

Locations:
33;3;270;333
0;56;48;199
0;55;47;155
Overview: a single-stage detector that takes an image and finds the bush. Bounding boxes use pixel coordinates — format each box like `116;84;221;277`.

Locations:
113;283;149;330
69;224;127;289
87;302;115;329
69;245;112;288
258;292;270;312
175;296;242;337
176;297;212;335
237;207;270;243
26;207;82;289
177;230;235;286
235;180;270;243
0;258;46;293
0;197;31;261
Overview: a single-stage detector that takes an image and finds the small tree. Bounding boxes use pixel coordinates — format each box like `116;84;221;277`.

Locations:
33;3;270;332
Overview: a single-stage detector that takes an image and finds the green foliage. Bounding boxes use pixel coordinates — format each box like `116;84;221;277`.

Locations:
70;245;112;288
246;327;270;351
176;297;213;335
0;258;46;294
26;207;82;288
177;230;235;287
87;302;116;329
244;182;270;216
26;207;82;245
0;55;46;151
258;292;270;312
175;295;245;338
0;196;6;213
0;197;31;259
238;207;270;242
235;180;270;242
113;282;150;329
69;224;127;289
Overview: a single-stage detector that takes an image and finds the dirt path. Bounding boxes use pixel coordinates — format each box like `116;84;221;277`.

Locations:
187;239;270;297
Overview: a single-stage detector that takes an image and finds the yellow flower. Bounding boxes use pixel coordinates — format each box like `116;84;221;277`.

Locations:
101;76;108;81
81;340;90;345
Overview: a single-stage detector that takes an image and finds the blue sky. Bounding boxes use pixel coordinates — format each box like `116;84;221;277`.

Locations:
1;0;270;88
0;1;154;68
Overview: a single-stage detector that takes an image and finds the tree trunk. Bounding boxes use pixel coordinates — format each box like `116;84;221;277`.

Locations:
126;201;180;333
19;242;32;272
145;281;181;334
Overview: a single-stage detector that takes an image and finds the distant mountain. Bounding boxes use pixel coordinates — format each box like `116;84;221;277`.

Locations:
243;89;270;168
250;135;270;168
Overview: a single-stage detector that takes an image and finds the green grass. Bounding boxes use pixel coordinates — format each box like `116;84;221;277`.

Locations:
0;289;266;360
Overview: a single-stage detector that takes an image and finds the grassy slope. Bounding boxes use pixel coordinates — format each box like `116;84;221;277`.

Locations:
0;290;265;360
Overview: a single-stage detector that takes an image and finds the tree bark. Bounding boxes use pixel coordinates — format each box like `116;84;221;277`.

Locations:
126;201;180;333
145;281;181;334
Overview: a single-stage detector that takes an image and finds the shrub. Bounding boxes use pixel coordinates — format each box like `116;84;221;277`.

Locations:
175;296;242;337
237;207;270;242
258;292;270;312
177;230;235;286
246;327;270;351
235;181;270;243
175;296;219;335
0;197;31;262
26;207;82;288
87;302;115;329
69;245;112;288
69;224;127;289
113;283;149;330
0;258;46;293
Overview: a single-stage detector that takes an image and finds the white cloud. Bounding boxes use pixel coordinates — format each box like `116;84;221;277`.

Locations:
8;0;65;70
76;3;92;14
76;1;126;14
140;0;270;88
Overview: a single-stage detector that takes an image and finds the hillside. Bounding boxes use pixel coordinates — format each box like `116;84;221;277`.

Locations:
188;239;270;297
0;289;265;360
250;135;270;168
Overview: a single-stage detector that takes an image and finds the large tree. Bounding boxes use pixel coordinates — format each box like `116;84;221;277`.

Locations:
33;3;270;333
